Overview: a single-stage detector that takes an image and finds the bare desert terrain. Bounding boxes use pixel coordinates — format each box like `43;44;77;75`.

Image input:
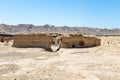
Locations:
0;36;120;80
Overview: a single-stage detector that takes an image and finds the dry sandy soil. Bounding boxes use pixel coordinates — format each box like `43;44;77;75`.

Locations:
0;36;120;80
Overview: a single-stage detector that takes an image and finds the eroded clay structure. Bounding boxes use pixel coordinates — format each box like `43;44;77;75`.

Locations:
60;34;100;48
12;34;54;51
12;33;101;51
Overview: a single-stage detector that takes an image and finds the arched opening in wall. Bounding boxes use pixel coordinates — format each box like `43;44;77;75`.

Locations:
79;41;85;46
72;44;75;48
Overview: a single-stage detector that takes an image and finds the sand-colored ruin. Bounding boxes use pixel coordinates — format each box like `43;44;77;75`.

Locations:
12;34;54;51
59;34;100;48
11;33;100;51
0;33;101;51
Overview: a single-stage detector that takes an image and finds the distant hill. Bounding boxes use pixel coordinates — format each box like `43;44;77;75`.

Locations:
0;24;120;35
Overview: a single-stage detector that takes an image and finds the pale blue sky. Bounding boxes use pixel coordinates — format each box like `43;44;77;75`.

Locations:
0;0;120;28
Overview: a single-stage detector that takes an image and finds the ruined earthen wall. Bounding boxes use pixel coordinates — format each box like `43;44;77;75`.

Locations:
12;34;54;50
60;36;100;48
12;33;101;51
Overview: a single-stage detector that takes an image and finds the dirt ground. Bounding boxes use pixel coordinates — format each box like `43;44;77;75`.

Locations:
0;36;120;80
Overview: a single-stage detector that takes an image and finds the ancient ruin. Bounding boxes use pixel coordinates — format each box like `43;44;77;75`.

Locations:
12;33;101;51
59;34;100;48
12;34;54;51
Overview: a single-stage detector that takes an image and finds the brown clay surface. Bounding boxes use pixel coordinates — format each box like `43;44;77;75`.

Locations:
0;36;120;80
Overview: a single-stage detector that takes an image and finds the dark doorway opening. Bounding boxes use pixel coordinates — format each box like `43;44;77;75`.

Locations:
72;44;75;48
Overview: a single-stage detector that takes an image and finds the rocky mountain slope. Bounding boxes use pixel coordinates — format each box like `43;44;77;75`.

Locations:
0;24;120;35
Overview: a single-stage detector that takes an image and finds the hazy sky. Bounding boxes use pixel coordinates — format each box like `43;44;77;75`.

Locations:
0;0;120;28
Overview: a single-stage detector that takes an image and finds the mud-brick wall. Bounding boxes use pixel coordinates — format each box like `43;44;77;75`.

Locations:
12;34;54;50
60;36;100;48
